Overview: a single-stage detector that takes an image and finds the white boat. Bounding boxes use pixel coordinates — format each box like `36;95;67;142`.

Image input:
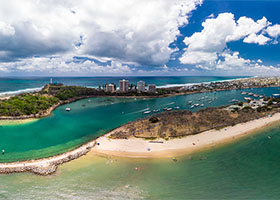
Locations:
200;104;204;107
230;99;239;102
244;97;252;101
190;105;194;109
248;92;253;96
241;92;247;95
194;104;200;107
253;94;259;97
153;109;160;113
272;94;280;97
144;111;151;114
167;108;172;111
174;106;180;109
187;101;192;105
65;108;71;111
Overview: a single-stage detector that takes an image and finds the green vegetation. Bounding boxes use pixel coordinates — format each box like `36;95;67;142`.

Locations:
42;84;100;100
0;94;59;116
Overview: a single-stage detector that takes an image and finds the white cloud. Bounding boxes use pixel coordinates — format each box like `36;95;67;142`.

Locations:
216;52;250;70
227;16;270;42
266;24;280;38
179;51;217;65
181;13;272;56
0;55;132;75
243;33;271;45
179;12;279;75
0;0;202;72
0;21;15;36
183;13;236;52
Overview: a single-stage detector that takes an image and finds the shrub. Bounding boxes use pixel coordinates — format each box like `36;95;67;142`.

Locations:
149;116;159;123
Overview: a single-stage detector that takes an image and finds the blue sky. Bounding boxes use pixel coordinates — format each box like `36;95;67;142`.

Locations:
0;0;279;76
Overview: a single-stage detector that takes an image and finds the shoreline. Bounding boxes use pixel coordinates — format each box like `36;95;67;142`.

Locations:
0;112;280;175
0;118;38;126
92;112;280;158
1;84;278;124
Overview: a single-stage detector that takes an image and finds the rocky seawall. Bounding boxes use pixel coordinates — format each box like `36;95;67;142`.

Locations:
0;141;96;176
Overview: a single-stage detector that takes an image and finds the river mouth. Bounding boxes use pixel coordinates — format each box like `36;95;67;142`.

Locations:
0;86;279;163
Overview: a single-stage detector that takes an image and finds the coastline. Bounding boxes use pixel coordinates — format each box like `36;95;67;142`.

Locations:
1;84;278;123
92;113;280;158
0;112;280;175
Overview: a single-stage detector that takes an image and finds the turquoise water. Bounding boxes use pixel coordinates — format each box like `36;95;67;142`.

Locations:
1;123;280;199
0;85;280;199
0;86;279;162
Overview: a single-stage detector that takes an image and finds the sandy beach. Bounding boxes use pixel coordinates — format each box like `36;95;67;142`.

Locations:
0;118;38;126
92;113;280;158
0;112;280;175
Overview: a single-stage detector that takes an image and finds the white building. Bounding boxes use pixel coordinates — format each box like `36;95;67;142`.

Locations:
119;79;129;92
105;83;115;93
137;81;145;92
148;84;156;93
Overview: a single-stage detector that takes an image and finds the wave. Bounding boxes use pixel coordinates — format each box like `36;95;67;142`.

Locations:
0;87;44;97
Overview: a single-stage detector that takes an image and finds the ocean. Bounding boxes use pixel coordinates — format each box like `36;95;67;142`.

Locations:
0;76;246;96
1;76;280;199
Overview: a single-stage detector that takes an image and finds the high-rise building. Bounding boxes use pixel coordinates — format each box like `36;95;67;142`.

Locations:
148;84;156;93
137;81;145;92
119;79;129;92
105;83;116;93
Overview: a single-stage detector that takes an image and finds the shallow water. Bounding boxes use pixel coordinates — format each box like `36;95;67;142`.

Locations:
0;87;279;162
1;123;280;199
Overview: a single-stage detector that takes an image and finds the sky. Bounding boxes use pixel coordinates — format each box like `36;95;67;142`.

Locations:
0;0;279;76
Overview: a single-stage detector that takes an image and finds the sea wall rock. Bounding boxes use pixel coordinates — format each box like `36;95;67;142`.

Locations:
0;141;96;176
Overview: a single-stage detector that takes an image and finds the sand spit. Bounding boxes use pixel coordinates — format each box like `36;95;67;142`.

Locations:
92;113;280;158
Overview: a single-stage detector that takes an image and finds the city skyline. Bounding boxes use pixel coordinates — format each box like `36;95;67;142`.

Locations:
0;0;279;76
